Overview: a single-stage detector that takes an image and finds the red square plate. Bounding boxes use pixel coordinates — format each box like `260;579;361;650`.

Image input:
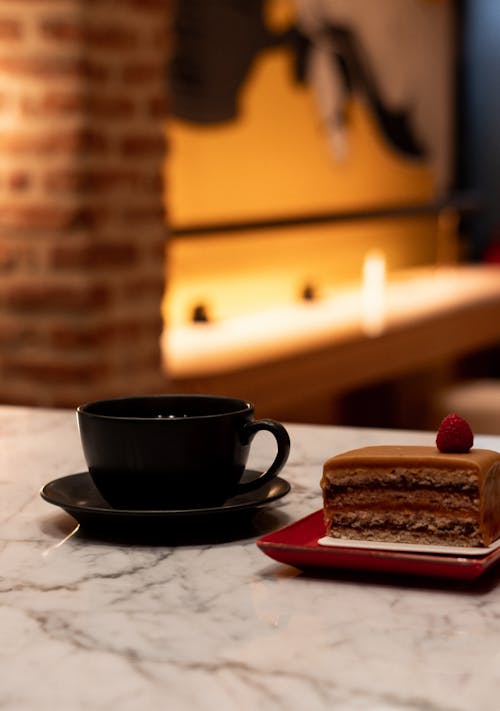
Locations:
256;510;500;580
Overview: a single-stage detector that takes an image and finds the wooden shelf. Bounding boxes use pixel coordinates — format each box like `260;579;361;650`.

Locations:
168;266;500;423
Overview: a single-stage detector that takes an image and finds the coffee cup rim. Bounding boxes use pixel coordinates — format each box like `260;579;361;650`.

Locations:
77;393;253;421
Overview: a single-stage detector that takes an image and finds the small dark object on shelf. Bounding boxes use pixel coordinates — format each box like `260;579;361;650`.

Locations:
301;283;317;302
192;303;210;323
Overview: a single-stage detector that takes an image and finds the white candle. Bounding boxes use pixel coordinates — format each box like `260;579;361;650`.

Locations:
361;250;386;336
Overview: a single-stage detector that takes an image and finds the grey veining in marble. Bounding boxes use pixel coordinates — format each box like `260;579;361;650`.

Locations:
1;405;500;710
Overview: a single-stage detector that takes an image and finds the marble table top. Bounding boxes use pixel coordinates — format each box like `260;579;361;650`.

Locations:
2;405;500;711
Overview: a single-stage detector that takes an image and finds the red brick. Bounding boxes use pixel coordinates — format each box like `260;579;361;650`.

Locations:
21;92;135;119
20;91;85;117
20;91;136;118
51;242;138;268
38;18;83;43
135;348;163;370
122;62;164;83
121;276;165;301
0;19;22;39
3;282;110;312
121;205;166;225
124;0;171;10
0;128;108;155
40;19;139;50
0;241;41;270
2;356;111;384
88;95;135;119
0;0;170;407
0;243;23;271
44;169;156;195
48;325;103;348
149;94;167;118
120;133;166;156
8;171;31;191
62;128;108;153
0;204;108;231
150;239;167;262
0;320;40;346
0;245;15;271
150;26;169;49
0;205;76;229
49;320;147;348
0;56;107;81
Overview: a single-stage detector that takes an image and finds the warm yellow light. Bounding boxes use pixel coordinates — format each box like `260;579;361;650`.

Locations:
361;249;386;337
164;216;440;329
164;266;500;378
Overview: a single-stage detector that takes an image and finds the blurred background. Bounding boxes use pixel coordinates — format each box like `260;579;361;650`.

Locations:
2;0;500;433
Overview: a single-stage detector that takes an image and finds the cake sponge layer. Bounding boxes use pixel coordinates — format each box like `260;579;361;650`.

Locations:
321;446;500;546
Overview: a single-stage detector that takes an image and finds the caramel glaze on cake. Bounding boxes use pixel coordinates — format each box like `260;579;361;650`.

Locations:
321;446;500;547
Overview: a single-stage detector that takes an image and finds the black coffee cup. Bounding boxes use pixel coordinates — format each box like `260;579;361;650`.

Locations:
77;394;290;510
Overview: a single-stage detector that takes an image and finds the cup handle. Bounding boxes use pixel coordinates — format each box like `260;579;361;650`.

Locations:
233;419;290;494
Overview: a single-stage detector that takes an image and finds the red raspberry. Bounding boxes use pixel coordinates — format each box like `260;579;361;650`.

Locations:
436;413;474;453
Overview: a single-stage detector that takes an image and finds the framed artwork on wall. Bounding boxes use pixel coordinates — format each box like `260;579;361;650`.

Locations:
167;0;456;231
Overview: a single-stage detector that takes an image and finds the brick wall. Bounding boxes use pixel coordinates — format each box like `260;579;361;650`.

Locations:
0;0;170;407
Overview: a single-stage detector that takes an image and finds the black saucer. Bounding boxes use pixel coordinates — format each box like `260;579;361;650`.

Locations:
40;471;291;529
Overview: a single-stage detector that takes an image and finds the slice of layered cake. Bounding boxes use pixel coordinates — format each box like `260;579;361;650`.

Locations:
321;417;500;547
